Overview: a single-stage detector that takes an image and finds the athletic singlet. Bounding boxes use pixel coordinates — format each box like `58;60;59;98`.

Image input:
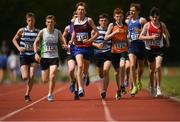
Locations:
40;28;60;58
145;21;164;49
19;26;38;56
73;17;92;47
128;18;142;42
111;23;128;53
94;26;111;54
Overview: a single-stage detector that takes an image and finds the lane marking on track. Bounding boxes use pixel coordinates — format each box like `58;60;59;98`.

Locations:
94;80;117;122
0;84;67;121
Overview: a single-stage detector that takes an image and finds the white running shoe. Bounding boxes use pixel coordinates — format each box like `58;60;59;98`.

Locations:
156;87;162;97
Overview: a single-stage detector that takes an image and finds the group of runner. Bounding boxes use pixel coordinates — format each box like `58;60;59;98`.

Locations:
12;2;170;102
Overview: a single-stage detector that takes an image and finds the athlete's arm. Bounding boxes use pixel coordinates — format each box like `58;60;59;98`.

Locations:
59;30;67;49
85;17;99;43
62;25;70;43
161;22;170;47
92;42;103;49
12;28;25;52
139;22;158;41
104;23;118;41
34;30;42;63
34;30;42;53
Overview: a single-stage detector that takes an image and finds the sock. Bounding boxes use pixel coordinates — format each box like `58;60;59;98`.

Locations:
79;86;83;91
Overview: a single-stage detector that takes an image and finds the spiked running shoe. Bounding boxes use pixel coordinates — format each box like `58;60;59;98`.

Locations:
130;87;138;96
84;75;90;86
78;89;84;97
156;87;162;97
121;85;127;94
101;91;106;99
24;95;31;102
69;81;75;93
74;91;80;100
47;95;54;102
115;90;121;100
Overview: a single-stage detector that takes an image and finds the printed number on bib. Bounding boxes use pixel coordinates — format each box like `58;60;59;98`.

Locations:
114;41;127;49
25;42;33;50
147;39;161;47
131;33;139;41
45;43;57;51
76;32;88;42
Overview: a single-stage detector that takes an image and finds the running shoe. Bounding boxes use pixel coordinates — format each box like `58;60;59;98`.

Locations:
47;95;54;102
115;90;121;100
74;91;80;100
101;91;106;99
78;89;84;97
137;81;142;91
130;86;138;96
24;95;31;102
121;85;127;94
69;81;75;93
84;75;90;86
156;87;162;97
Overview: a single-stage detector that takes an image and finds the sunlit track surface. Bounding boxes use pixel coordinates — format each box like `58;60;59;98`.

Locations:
0;82;180;121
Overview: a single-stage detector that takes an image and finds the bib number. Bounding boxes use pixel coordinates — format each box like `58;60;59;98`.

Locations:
114;41;127;49
25;42;33;50
131;33;139;41
76;32;89;42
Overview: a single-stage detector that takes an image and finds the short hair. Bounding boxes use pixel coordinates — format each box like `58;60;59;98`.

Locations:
99;13;109;20
46;15;56;22
113;8;124;16
26;12;35;19
130;3;141;11
150;7;160;16
76;2;87;10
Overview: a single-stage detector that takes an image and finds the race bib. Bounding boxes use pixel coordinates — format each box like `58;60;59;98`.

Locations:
45;43;57;51
131;33;139;41
147;39;161;46
24;42;33;50
114;41;127;49
76;32;89;42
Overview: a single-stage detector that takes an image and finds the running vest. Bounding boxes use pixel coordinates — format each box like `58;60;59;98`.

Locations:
145;21;164;49
73;17;92;47
19;26;38;56
128;18;142;42
111;23;128;53
40;28;59;58
94;26;111;54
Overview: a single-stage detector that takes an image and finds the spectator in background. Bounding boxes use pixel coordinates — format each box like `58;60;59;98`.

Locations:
0;40;9;84
7;50;19;83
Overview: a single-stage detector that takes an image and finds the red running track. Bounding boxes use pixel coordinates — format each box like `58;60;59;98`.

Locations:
0;81;180;121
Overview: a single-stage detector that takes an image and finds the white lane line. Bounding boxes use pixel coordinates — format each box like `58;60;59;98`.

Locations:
101;99;116;121
0;85;67;121
95;81;116;122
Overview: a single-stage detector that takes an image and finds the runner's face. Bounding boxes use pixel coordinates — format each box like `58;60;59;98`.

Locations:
150;15;160;23
114;14;124;23
46;19;55;29
76;5;86;18
26;17;35;27
99;18;108;28
130;7;139;18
